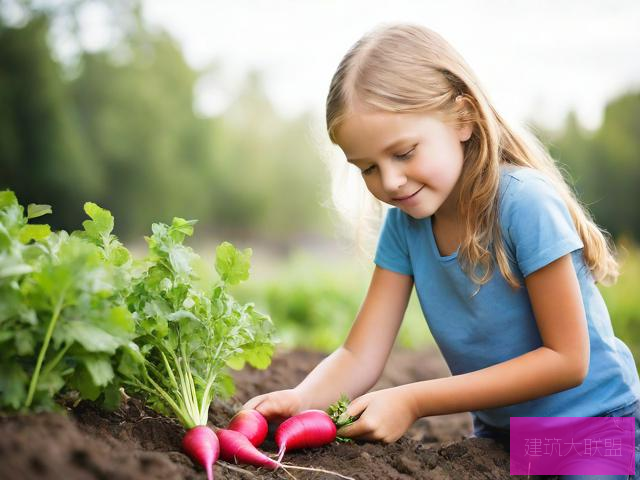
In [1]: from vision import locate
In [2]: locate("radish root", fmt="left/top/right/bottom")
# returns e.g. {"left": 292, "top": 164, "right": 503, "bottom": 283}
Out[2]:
{"left": 218, "top": 460, "right": 258, "bottom": 477}
{"left": 281, "top": 463, "right": 355, "bottom": 480}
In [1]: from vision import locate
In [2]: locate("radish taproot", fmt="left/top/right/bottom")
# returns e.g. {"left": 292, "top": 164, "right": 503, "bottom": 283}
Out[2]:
{"left": 217, "top": 427, "right": 354, "bottom": 479}
{"left": 227, "top": 409, "right": 268, "bottom": 447}
{"left": 275, "top": 409, "right": 337, "bottom": 463}
{"left": 182, "top": 425, "right": 219, "bottom": 480}
{"left": 217, "top": 428, "right": 279, "bottom": 469}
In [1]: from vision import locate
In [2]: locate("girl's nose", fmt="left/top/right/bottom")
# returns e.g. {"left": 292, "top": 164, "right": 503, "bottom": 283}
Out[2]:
{"left": 380, "top": 165, "right": 407, "bottom": 193}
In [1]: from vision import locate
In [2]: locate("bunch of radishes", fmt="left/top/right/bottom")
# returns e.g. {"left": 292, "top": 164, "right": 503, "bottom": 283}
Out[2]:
{"left": 183, "top": 407, "right": 355, "bottom": 479}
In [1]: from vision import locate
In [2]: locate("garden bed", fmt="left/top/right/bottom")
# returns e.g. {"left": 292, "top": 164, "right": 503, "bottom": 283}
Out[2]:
{"left": 0, "top": 346, "right": 546, "bottom": 479}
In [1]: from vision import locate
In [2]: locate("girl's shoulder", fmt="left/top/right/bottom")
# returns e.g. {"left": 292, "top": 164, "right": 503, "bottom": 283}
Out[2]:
{"left": 497, "top": 165, "right": 584, "bottom": 277}
{"left": 498, "top": 165, "right": 559, "bottom": 212}
{"left": 499, "top": 164, "right": 549, "bottom": 189}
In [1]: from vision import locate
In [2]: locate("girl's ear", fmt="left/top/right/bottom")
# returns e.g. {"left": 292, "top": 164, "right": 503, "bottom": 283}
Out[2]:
{"left": 457, "top": 123, "right": 473, "bottom": 142}
{"left": 454, "top": 96, "right": 474, "bottom": 142}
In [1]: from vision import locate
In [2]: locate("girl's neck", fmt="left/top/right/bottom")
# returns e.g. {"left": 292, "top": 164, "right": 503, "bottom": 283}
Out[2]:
{"left": 431, "top": 211, "right": 464, "bottom": 257}
{"left": 434, "top": 175, "right": 463, "bottom": 224}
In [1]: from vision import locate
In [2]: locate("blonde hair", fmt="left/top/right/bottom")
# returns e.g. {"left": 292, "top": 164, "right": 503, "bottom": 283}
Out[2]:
{"left": 324, "top": 22, "right": 619, "bottom": 288}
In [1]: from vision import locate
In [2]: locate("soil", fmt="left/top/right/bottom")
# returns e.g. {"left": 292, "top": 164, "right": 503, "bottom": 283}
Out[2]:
{"left": 0, "top": 346, "right": 553, "bottom": 479}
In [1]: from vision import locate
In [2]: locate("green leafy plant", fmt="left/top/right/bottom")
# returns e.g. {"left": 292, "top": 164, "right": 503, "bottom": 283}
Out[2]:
{"left": 0, "top": 191, "right": 276, "bottom": 421}
{"left": 0, "top": 191, "right": 134, "bottom": 411}
{"left": 118, "top": 217, "right": 276, "bottom": 428}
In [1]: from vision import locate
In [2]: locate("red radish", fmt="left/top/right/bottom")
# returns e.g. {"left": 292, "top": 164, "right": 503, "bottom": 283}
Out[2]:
{"left": 217, "top": 428, "right": 354, "bottom": 479}
{"left": 275, "top": 409, "right": 337, "bottom": 463}
{"left": 217, "top": 428, "right": 279, "bottom": 469}
{"left": 182, "top": 425, "right": 219, "bottom": 480}
{"left": 227, "top": 409, "right": 268, "bottom": 447}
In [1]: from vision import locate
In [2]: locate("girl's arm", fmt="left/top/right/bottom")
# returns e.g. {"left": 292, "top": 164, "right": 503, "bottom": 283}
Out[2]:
{"left": 294, "top": 265, "right": 414, "bottom": 410}
{"left": 402, "top": 253, "right": 590, "bottom": 418}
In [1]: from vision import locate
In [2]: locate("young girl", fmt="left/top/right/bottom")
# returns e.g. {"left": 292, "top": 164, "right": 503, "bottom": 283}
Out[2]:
{"left": 243, "top": 23, "right": 640, "bottom": 478}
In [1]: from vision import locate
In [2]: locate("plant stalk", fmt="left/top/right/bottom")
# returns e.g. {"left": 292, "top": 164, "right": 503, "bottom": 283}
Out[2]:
{"left": 25, "top": 294, "right": 65, "bottom": 408}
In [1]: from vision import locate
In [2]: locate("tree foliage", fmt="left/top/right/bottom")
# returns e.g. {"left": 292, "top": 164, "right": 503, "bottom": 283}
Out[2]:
{"left": 544, "top": 92, "right": 640, "bottom": 240}
{"left": 0, "top": 9, "right": 330, "bottom": 241}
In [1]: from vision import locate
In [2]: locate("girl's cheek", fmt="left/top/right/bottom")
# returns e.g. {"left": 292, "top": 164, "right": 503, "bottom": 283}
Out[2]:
{"left": 414, "top": 160, "right": 443, "bottom": 187}
{"left": 419, "top": 150, "right": 463, "bottom": 187}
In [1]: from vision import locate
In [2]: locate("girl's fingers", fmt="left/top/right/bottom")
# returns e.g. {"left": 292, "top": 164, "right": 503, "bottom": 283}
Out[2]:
{"left": 337, "top": 397, "right": 370, "bottom": 438}
{"left": 243, "top": 395, "right": 266, "bottom": 410}
{"left": 345, "top": 396, "right": 368, "bottom": 418}
{"left": 336, "top": 415, "right": 369, "bottom": 438}
{"left": 253, "top": 398, "right": 284, "bottom": 421}
{"left": 242, "top": 391, "right": 297, "bottom": 422}
{"left": 254, "top": 400, "right": 273, "bottom": 417}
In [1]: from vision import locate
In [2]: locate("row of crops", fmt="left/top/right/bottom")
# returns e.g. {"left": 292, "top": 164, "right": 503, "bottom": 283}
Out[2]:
{"left": 0, "top": 190, "right": 275, "bottom": 417}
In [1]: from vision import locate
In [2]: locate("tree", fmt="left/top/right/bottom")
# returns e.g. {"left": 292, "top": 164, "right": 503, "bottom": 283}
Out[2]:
{"left": 545, "top": 92, "right": 640, "bottom": 241}
{"left": 0, "top": 16, "right": 99, "bottom": 230}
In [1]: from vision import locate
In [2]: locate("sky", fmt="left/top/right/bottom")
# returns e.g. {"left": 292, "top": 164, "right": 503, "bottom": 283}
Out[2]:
{"left": 135, "top": 0, "right": 640, "bottom": 132}
{"left": 40, "top": 0, "right": 640, "bottom": 132}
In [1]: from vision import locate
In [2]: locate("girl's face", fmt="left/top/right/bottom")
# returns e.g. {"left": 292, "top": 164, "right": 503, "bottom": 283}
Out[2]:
{"left": 335, "top": 109, "right": 472, "bottom": 220}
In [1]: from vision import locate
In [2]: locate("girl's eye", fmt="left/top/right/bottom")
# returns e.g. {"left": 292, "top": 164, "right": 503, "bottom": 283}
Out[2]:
{"left": 361, "top": 165, "right": 376, "bottom": 176}
{"left": 394, "top": 147, "right": 415, "bottom": 160}
{"left": 360, "top": 146, "right": 415, "bottom": 176}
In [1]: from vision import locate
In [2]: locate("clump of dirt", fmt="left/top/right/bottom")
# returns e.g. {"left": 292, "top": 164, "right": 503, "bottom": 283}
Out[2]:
{"left": 0, "top": 346, "right": 551, "bottom": 479}
{"left": 0, "top": 408, "right": 195, "bottom": 480}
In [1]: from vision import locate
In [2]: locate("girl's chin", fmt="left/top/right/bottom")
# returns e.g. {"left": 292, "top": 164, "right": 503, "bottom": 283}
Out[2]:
{"left": 399, "top": 203, "right": 434, "bottom": 219}
{"left": 381, "top": 195, "right": 436, "bottom": 218}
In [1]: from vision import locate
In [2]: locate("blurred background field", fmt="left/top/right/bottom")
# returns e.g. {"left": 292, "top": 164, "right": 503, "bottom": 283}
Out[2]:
{"left": 226, "top": 243, "right": 640, "bottom": 368}
{"left": 1, "top": 1, "right": 639, "bottom": 367}
{"left": 230, "top": 250, "right": 432, "bottom": 352}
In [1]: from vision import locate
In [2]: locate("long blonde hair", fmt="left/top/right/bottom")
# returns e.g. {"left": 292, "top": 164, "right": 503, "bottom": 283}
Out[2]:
{"left": 324, "top": 22, "right": 618, "bottom": 288}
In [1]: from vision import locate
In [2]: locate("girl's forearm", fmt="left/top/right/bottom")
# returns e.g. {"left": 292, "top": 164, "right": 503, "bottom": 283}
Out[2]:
{"left": 401, "top": 346, "right": 587, "bottom": 418}
{"left": 294, "top": 346, "right": 381, "bottom": 410}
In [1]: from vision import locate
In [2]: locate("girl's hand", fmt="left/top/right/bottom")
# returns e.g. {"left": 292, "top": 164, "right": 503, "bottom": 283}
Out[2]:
{"left": 335, "top": 386, "right": 418, "bottom": 443}
{"left": 242, "top": 388, "right": 307, "bottom": 424}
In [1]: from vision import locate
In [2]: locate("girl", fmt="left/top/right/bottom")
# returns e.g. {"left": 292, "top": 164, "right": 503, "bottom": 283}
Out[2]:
{"left": 243, "top": 23, "right": 640, "bottom": 479}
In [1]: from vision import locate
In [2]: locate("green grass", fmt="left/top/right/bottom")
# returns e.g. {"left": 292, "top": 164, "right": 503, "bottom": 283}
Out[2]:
{"left": 228, "top": 241, "right": 639, "bottom": 372}
{"left": 231, "top": 249, "right": 432, "bottom": 352}
{"left": 599, "top": 240, "right": 640, "bottom": 370}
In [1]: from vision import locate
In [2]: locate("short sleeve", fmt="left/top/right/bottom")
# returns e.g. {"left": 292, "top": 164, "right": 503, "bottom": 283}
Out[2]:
{"left": 373, "top": 208, "right": 413, "bottom": 275}
{"left": 503, "top": 173, "right": 584, "bottom": 277}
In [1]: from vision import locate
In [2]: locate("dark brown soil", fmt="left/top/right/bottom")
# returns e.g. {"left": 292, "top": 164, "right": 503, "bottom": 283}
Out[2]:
{"left": 0, "top": 346, "right": 551, "bottom": 479}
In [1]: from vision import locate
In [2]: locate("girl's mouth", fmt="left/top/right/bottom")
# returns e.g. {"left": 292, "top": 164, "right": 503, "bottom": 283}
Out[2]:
{"left": 393, "top": 186, "right": 424, "bottom": 203}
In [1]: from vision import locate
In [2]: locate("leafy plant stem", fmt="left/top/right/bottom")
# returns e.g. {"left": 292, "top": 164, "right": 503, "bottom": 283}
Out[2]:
{"left": 199, "top": 373, "right": 215, "bottom": 425}
{"left": 160, "top": 350, "right": 179, "bottom": 391}
{"left": 170, "top": 349, "right": 191, "bottom": 411}
{"left": 145, "top": 372, "right": 196, "bottom": 428}
{"left": 25, "top": 291, "right": 66, "bottom": 408}
{"left": 174, "top": 351, "right": 198, "bottom": 424}
{"left": 40, "top": 341, "right": 72, "bottom": 379}
{"left": 123, "top": 379, "right": 192, "bottom": 427}
{"left": 184, "top": 354, "right": 200, "bottom": 422}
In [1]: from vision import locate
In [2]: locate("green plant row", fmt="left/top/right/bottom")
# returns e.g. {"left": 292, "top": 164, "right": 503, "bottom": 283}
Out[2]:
{"left": 0, "top": 190, "right": 275, "bottom": 418}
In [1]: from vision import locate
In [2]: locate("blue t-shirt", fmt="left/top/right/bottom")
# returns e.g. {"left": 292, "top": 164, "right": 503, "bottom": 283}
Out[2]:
{"left": 374, "top": 164, "right": 640, "bottom": 429}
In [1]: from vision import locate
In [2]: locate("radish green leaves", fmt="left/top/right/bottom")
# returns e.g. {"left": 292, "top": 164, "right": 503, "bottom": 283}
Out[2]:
{"left": 0, "top": 190, "right": 275, "bottom": 419}
{"left": 121, "top": 218, "right": 275, "bottom": 428}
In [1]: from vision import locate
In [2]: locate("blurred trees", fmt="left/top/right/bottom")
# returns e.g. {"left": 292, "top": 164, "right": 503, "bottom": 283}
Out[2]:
{"left": 67, "top": 29, "right": 216, "bottom": 236}
{"left": 0, "top": 1, "right": 638, "bottom": 244}
{"left": 542, "top": 92, "right": 640, "bottom": 241}
{"left": 0, "top": 16, "right": 98, "bottom": 229}
{"left": 0, "top": 3, "right": 330, "bottom": 241}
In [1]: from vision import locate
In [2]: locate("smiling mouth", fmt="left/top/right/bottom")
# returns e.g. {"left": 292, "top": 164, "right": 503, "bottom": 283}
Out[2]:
{"left": 392, "top": 186, "right": 424, "bottom": 201}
